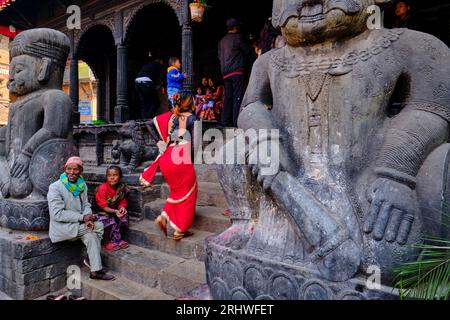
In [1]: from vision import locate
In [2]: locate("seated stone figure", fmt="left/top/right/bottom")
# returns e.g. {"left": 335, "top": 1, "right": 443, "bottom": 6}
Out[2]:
{"left": 206, "top": 0, "right": 450, "bottom": 300}
{"left": 0, "top": 29, "right": 77, "bottom": 231}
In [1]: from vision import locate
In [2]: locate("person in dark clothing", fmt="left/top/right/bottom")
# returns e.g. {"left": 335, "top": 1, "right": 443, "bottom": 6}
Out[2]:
{"left": 135, "top": 57, "right": 166, "bottom": 120}
{"left": 257, "top": 18, "right": 281, "bottom": 55}
{"left": 218, "top": 18, "right": 251, "bottom": 127}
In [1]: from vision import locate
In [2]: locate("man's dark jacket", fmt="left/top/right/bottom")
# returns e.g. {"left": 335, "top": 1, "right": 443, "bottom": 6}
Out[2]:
{"left": 218, "top": 33, "right": 250, "bottom": 77}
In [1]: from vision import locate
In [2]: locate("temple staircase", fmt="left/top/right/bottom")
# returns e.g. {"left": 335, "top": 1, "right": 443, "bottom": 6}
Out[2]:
{"left": 76, "top": 164, "right": 230, "bottom": 300}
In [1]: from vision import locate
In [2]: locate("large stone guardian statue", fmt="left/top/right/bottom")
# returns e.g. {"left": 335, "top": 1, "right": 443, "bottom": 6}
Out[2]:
{"left": 0, "top": 29, "right": 78, "bottom": 231}
{"left": 205, "top": 0, "right": 450, "bottom": 299}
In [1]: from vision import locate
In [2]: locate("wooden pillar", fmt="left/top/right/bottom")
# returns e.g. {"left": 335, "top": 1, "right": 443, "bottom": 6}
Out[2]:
{"left": 182, "top": 0, "right": 194, "bottom": 93}
{"left": 114, "top": 11, "right": 129, "bottom": 123}
{"left": 69, "top": 30, "right": 80, "bottom": 125}
{"left": 115, "top": 43, "right": 129, "bottom": 123}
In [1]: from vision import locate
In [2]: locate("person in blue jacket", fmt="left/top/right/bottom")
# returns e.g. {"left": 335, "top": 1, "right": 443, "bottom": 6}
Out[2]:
{"left": 167, "top": 57, "right": 187, "bottom": 108}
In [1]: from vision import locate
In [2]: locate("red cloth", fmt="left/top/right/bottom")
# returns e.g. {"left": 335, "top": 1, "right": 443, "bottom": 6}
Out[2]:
{"left": 95, "top": 182, "right": 128, "bottom": 210}
{"left": 0, "top": 24, "right": 21, "bottom": 38}
{"left": 160, "top": 145, "right": 198, "bottom": 231}
{"left": 141, "top": 112, "right": 198, "bottom": 231}
{"left": 141, "top": 111, "right": 172, "bottom": 184}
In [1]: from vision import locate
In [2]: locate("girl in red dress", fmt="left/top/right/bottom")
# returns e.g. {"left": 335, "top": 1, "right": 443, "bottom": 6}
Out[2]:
{"left": 140, "top": 93, "right": 198, "bottom": 241}
{"left": 96, "top": 166, "right": 130, "bottom": 251}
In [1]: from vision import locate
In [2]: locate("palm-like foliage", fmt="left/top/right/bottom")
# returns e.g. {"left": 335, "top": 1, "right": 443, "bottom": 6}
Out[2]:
{"left": 393, "top": 212, "right": 450, "bottom": 300}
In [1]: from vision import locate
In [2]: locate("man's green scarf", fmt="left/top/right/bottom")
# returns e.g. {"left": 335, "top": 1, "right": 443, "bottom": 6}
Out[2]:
{"left": 60, "top": 173, "right": 86, "bottom": 197}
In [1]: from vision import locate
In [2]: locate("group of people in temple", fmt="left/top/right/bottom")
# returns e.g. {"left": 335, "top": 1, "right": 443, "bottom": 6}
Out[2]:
{"left": 135, "top": 16, "right": 285, "bottom": 127}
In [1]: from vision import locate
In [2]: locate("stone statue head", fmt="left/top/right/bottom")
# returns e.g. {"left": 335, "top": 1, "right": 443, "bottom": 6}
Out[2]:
{"left": 272, "top": 0, "right": 392, "bottom": 46}
{"left": 8, "top": 28, "right": 70, "bottom": 96}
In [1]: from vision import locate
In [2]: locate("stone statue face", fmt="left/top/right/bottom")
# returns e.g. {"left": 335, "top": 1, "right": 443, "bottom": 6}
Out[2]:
{"left": 8, "top": 55, "right": 43, "bottom": 96}
{"left": 273, "top": 0, "right": 381, "bottom": 46}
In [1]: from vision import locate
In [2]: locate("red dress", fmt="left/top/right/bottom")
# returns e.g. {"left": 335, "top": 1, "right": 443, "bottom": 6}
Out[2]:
{"left": 140, "top": 112, "right": 198, "bottom": 232}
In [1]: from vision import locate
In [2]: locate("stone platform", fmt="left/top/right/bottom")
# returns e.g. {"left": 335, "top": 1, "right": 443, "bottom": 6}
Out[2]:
{"left": 69, "top": 164, "right": 231, "bottom": 300}
{"left": 0, "top": 227, "right": 81, "bottom": 300}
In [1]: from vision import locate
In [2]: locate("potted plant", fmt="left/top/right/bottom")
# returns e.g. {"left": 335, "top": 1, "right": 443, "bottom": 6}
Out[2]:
{"left": 190, "top": 0, "right": 208, "bottom": 23}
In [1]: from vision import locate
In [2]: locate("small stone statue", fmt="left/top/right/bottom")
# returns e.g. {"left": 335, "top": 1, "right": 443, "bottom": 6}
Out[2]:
{"left": 206, "top": 0, "right": 450, "bottom": 299}
{"left": 113, "top": 120, "right": 158, "bottom": 172}
{"left": 0, "top": 28, "right": 77, "bottom": 231}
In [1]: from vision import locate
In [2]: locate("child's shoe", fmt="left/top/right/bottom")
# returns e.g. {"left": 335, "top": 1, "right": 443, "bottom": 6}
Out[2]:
{"left": 118, "top": 240, "right": 129, "bottom": 249}
{"left": 103, "top": 242, "right": 120, "bottom": 251}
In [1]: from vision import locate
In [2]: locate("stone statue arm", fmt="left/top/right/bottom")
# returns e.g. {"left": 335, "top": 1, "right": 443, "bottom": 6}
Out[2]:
{"left": 11, "top": 91, "right": 72, "bottom": 178}
{"left": 365, "top": 32, "right": 450, "bottom": 244}
{"left": 239, "top": 54, "right": 297, "bottom": 190}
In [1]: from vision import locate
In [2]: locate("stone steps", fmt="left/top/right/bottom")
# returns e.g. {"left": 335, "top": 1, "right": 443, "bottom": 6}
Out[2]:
{"left": 101, "top": 245, "right": 207, "bottom": 297}
{"left": 77, "top": 270, "right": 174, "bottom": 300}
{"left": 161, "top": 182, "right": 229, "bottom": 208}
{"left": 124, "top": 220, "right": 213, "bottom": 260}
{"left": 194, "top": 164, "right": 220, "bottom": 184}
{"left": 144, "top": 199, "right": 230, "bottom": 234}
{"left": 75, "top": 164, "right": 229, "bottom": 300}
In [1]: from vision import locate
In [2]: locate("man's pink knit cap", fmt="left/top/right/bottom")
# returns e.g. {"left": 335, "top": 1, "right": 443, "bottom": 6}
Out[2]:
{"left": 64, "top": 156, "right": 84, "bottom": 170}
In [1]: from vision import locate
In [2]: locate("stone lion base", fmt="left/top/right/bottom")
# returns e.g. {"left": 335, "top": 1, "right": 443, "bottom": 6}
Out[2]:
{"left": 0, "top": 227, "right": 81, "bottom": 299}
{"left": 205, "top": 241, "right": 399, "bottom": 300}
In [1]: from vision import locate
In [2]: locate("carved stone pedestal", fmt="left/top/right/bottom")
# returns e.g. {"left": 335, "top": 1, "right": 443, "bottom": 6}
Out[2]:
{"left": 205, "top": 233, "right": 398, "bottom": 300}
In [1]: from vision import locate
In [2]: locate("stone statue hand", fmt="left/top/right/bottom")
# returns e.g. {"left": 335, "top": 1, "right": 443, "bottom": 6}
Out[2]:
{"left": 248, "top": 140, "right": 293, "bottom": 192}
{"left": 364, "top": 178, "right": 415, "bottom": 245}
{"left": 11, "top": 153, "right": 31, "bottom": 179}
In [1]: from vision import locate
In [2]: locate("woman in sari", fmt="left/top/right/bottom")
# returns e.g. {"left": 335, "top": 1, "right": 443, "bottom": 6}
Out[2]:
{"left": 140, "top": 92, "right": 198, "bottom": 241}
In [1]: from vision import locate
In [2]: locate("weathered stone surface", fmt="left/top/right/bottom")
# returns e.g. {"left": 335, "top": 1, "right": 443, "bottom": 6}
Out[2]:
{"left": 125, "top": 220, "right": 211, "bottom": 260}
{"left": 101, "top": 244, "right": 184, "bottom": 289}
{"left": 0, "top": 290, "right": 12, "bottom": 300}
{"left": 207, "top": 0, "right": 450, "bottom": 300}
{"left": 78, "top": 271, "right": 174, "bottom": 300}
{"left": 49, "top": 274, "right": 67, "bottom": 293}
{"left": 0, "top": 227, "right": 81, "bottom": 299}
{"left": 160, "top": 259, "right": 207, "bottom": 297}
{"left": 161, "top": 182, "right": 228, "bottom": 208}
{"left": 0, "top": 28, "right": 76, "bottom": 231}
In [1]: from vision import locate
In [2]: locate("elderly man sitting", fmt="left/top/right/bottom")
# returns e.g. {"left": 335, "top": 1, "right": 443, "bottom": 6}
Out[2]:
{"left": 47, "top": 156, "right": 115, "bottom": 281}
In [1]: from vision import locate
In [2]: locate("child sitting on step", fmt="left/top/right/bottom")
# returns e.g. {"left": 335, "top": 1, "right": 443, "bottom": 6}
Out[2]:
{"left": 96, "top": 166, "right": 130, "bottom": 251}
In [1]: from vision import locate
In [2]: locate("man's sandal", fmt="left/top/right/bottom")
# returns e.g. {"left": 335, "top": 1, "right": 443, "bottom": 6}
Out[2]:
{"left": 173, "top": 230, "right": 194, "bottom": 241}
{"left": 90, "top": 271, "right": 116, "bottom": 281}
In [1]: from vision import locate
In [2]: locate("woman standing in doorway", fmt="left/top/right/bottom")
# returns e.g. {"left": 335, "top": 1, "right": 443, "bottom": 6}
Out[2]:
{"left": 140, "top": 92, "right": 198, "bottom": 241}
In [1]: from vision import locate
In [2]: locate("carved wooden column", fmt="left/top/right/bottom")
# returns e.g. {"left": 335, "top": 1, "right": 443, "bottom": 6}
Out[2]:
{"left": 69, "top": 30, "right": 80, "bottom": 125}
{"left": 114, "top": 11, "right": 129, "bottom": 123}
{"left": 115, "top": 43, "right": 129, "bottom": 123}
{"left": 182, "top": 0, "right": 194, "bottom": 93}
